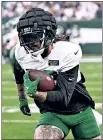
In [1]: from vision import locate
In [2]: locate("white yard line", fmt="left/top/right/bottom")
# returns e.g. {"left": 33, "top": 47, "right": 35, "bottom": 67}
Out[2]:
{"left": 93, "top": 96, "right": 102, "bottom": 99}
{"left": 2, "top": 88, "right": 16, "bottom": 91}
{"left": 85, "top": 82, "right": 101, "bottom": 85}
{"left": 2, "top": 81, "right": 16, "bottom": 85}
{"left": 95, "top": 103, "right": 102, "bottom": 108}
{"left": 2, "top": 96, "right": 18, "bottom": 99}
{"left": 2, "top": 104, "right": 39, "bottom": 113}
{"left": 2, "top": 120, "right": 38, "bottom": 123}
{"left": 84, "top": 74, "right": 101, "bottom": 78}
{"left": 2, "top": 96, "right": 31, "bottom": 99}
{"left": 80, "top": 58, "right": 102, "bottom": 63}
{"left": 87, "top": 88, "right": 102, "bottom": 91}
{"left": 2, "top": 70, "right": 12, "bottom": 73}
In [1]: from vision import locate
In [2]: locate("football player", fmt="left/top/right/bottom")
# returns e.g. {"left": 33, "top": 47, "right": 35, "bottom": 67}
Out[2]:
{"left": 13, "top": 8, "right": 101, "bottom": 139}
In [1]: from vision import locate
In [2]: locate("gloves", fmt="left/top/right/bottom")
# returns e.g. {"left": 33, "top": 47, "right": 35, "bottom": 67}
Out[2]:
{"left": 19, "top": 96, "right": 31, "bottom": 116}
{"left": 24, "top": 72, "right": 41, "bottom": 98}
{"left": 43, "top": 70, "right": 54, "bottom": 75}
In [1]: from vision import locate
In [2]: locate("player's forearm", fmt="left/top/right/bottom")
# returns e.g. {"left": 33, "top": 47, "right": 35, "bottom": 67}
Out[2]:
{"left": 13, "top": 58, "right": 25, "bottom": 84}
{"left": 17, "top": 84, "right": 25, "bottom": 97}
{"left": 35, "top": 91, "right": 63, "bottom": 103}
{"left": 13, "top": 58, "right": 25, "bottom": 97}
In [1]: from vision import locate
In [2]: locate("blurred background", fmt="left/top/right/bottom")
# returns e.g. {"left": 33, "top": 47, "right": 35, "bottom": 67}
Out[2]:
{"left": 2, "top": 1, "right": 102, "bottom": 139}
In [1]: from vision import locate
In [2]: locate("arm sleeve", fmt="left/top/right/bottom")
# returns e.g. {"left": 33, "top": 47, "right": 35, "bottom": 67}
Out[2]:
{"left": 13, "top": 57, "right": 25, "bottom": 84}
{"left": 45, "top": 65, "right": 79, "bottom": 107}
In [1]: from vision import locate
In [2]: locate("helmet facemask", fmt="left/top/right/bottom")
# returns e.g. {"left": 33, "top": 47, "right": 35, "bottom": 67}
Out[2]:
{"left": 19, "top": 28, "right": 55, "bottom": 56}
{"left": 19, "top": 29, "right": 46, "bottom": 55}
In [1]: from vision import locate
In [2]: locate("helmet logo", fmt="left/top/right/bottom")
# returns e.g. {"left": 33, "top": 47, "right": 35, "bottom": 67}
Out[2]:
{"left": 47, "top": 26, "right": 50, "bottom": 30}
{"left": 34, "top": 23, "right": 38, "bottom": 29}
{"left": 23, "top": 27, "right": 32, "bottom": 34}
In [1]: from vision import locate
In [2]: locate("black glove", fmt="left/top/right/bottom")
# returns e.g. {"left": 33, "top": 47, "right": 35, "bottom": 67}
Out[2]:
{"left": 19, "top": 96, "right": 31, "bottom": 116}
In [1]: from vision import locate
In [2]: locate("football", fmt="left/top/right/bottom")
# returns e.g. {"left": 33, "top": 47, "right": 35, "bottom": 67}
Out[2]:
{"left": 28, "top": 70, "right": 55, "bottom": 91}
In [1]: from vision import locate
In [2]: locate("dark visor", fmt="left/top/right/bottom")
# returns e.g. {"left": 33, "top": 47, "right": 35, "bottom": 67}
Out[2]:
{"left": 21, "top": 31, "right": 44, "bottom": 45}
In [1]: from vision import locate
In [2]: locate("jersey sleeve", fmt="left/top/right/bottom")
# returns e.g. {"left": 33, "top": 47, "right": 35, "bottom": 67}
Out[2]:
{"left": 13, "top": 57, "right": 25, "bottom": 84}
{"left": 45, "top": 65, "right": 79, "bottom": 107}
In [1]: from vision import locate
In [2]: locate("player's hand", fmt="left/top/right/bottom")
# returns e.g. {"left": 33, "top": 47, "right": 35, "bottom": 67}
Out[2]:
{"left": 19, "top": 96, "right": 31, "bottom": 116}
{"left": 24, "top": 72, "right": 41, "bottom": 98}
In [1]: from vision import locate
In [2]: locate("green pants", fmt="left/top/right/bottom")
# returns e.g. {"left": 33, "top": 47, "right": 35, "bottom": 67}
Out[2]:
{"left": 37, "top": 107, "right": 100, "bottom": 139}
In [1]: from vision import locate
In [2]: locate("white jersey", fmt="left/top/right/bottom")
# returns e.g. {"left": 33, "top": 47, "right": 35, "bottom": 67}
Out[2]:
{"left": 15, "top": 41, "right": 82, "bottom": 82}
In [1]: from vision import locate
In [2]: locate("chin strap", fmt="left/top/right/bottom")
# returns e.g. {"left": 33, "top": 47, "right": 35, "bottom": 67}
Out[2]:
{"left": 44, "top": 38, "right": 54, "bottom": 49}
{"left": 40, "top": 30, "right": 45, "bottom": 49}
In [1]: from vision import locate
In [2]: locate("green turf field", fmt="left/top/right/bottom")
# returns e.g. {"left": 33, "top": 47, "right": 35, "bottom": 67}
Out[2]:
{"left": 2, "top": 62, "right": 102, "bottom": 139}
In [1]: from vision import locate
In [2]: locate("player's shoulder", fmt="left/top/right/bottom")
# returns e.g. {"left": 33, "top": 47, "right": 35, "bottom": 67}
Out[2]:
{"left": 53, "top": 41, "right": 81, "bottom": 54}
{"left": 48, "top": 41, "right": 82, "bottom": 61}
{"left": 15, "top": 43, "right": 26, "bottom": 60}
